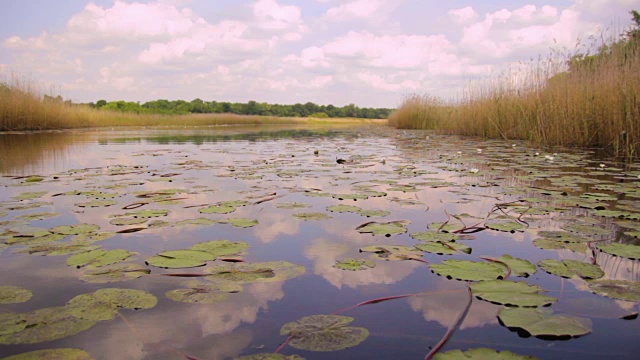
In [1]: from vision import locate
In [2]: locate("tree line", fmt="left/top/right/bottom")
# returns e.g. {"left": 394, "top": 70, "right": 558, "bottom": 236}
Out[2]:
{"left": 82, "top": 99, "right": 394, "bottom": 119}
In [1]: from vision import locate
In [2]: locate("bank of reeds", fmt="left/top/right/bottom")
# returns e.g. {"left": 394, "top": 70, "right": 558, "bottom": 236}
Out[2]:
{"left": 0, "top": 74, "right": 373, "bottom": 131}
{"left": 389, "top": 32, "right": 640, "bottom": 157}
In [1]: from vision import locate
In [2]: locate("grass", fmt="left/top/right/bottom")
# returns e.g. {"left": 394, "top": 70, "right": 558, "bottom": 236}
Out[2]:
{"left": 389, "top": 31, "right": 640, "bottom": 158}
{"left": 0, "top": 73, "right": 381, "bottom": 131}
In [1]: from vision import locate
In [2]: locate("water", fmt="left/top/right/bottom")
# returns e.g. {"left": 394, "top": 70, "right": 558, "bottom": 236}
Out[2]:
{"left": 0, "top": 125, "right": 638, "bottom": 359}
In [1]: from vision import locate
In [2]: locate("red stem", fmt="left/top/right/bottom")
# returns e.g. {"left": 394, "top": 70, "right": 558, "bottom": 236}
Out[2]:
{"left": 424, "top": 285, "right": 473, "bottom": 360}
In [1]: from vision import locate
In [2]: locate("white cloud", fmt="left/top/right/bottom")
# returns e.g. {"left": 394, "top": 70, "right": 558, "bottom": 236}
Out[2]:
{"left": 448, "top": 6, "right": 478, "bottom": 24}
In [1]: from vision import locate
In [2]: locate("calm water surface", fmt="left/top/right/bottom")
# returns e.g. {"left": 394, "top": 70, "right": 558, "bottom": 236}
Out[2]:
{"left": 0, "top": 125, "right": 638, "bottom": 359}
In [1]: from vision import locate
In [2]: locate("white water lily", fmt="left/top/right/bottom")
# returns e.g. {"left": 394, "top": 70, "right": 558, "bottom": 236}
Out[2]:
{"left": 534, "top": 152, "right": 540, "bottom": 156}
{"left": 477, "top": 149, "right": 482, "bottom": 153}
{"left": 599, "top": 163, "right": 606, "bottom": 168}
{"left": 469, "top": 168, "right": 480, "bottom": 173}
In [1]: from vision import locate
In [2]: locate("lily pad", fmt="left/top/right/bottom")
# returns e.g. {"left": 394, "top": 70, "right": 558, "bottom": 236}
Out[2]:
{"left": 81, "top": 263, "right": 150, "bottom": 283}
{"left": 146, "top": 249, "right": 215, "bottom": 269}
{"left": 356, "top": 220, "right": 409, "bottom": 237}
{"left": 75, "top": 200, "right": 118, "bottom": 208}
{"left": 428, "top": 222, "right": 460, "bottom": 233}
{"left": 360, "top": 245, "right": 424, "bottom": 261}
{"left": 430, "top": 259, "right": 507, "bottom": 281}
{"left": 66, "top": 249, "right": 133, "bottom": 268}
{"left": 532, "top": 239, "right": 588, "bottom": 253}
{"left": 433, "top": 348, "right": 538, "bottom": 360}
{"left": 165, "top": 280, "right": 242, "bottom": 304}
{"left": 190, "top": 240, "right": 249, "bottom": 258}
{"left": 410, "top": 231, "right": 459, "bottom": 242}
{"left": 14, "top": 212, "right": 59, "bottom": 221}
{"left": 109, "top": 217, "right": 148, "bottom": 226}
{"left": 0, "top": 286, "right": 32, "bottom": 304}
{"left": 486, "top": 221, "right": 526, "bottom": 233}
{"left": 327, "top": 204, "right": 362, "bottom": 213}
{"left": 0, "top": 307, "right": 96, "bottom": 344}
{"left": 415, "top": 242, "right": 471, "bottom": 255}
{"left": 498, "top": 307, "right": 591, "bottom": 338}
{"left": 51, "top": 224, "right": 100, "bottom": 235}
{"left": 199, "top": 205, "right": 236, "bottom": 214}
{"left": 124, "top": 209, "right": 169, "bottom": 218}
{"left": 332, "top": 193, "right": 368, "bottom": 201}
{"left": 587, "top": 280, "right": 640, "bottom": 302}
{"left": 279, "top": 315, "right": 369, "bottom": 352}
{"left": 217, "top": 218, "right": 259, "bottom": 228}
{"left": 470, "top": 280, "right": 556, "bottom": 307}
{"left": 293, "top": 212, "right": 332, "bottom": 221}
{"left": 334, "top": 258, "right": 376, "bottom": 271}
{"left": 1, "top": 348, "right": 94, "bottom": 360}
{"left": 538, "top": 259, "right": 604, "bottom": 279}
{"left": 494, "top": 255, "right": 537, "bottom": 277}
{"left": 12, "top": 192, "right": 47, "bottom": 201}
{"left": 275, "top": 202, "right": 311, "bottom": 209}
{"left": 17, "top": 243, "right": 100, "bottom": 256}
{"left": 358, "top": 209, "right": 390, "bottom": 217}
{"left": 596, "top": 243, "right": 640, "bottom": 260}
{"left": 561, "top": 224, "right": 610, "bottom": 236}
{"left": 204, "top": 261, "right": 305, "bottom": 283}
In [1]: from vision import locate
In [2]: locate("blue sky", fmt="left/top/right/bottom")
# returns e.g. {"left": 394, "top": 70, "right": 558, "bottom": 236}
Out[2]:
{"left": 1, "top": 0, "right": 637, "bottom": 107}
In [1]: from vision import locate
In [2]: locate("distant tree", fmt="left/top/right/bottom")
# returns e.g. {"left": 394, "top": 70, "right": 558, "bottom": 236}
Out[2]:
{"left": 96, "top": 99, "right": 107, "bottom": 108}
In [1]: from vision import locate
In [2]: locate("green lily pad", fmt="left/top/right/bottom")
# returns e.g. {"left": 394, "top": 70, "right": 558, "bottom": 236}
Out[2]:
{"left": 356, "top": 220, "right": 409, "bottom": 237}
{"left": 174, "top": 218, "right": 214, "bottom": 227}
{"left": 51, "top": 224, "right": 100, "bottom": 235}
{"left": 359, "top": 245, "right": 424, "bottom": 261}
{"left": 415, "top": 242, "right": 471, "bottom": 255}
{"left": 332, "top": 193, "right": 369, "bottom": 201}
{"left": 293, "top": 212, "right": 332, "bottom": 221}
{"left": 24, "top": 176, "right": 44, "bottom": 183}
{"left": 81, "top": 263, "right": 150, "bottom": 283}
{"left": 596, "top": 243, "right": 640, "bottom": 260}
{"left": 204, "top": 261, "right": 305, "bottom": 283}
{"left": 1, "top": 348, "right": 94, "bottom": 360}
{"left": 66, "top": 249, "right": 133, "bottom": 268}
{"left": 72, "top": 232, "right": 116, "bottom": 243}
{"left": 165, "top": 280, "right": 242, "bottom": 304}
{"left": 190, "top": 240, "right": 249, "bottom": 257}
{"left": 494, "top": 255, "right": 537, "bottom": 277}
{"left": 428, "top": 222, "right": 460, "bottom": 233}
{"left": 17, "top": 243, "right": 100, "bottom": 256}
{"left": 275, "top": 202, "right": 311, "bottom": 209}
{"left": 334, "top": 258, "right": 376, "bottom": 271}
{"left": 280, "top": 315, "right": 369, "bottom": 352}
{"left": 109, "top": 217, "right": 148, "bottom": 226}
{"left": 430, "top": 259, "right": 507, "bottom": 281}
{"left": 0, "top": 286, "right": 32, "bottom": 304}
{"left": 75, "top": 200, "right": 118, "bottom": 208}
{"left": 14, "top": 212, "right": 59, "bottom": 221}
{"left": 410, "top": 231, "right": 459, "bottom": 242}
{"left": 12, "top": 192, "right": 47, "bottom": 201}
{"left": 486, "top": 221, "right": 526, "bottom": 233}
{"left": 124, "top": 209, "right": 169, "bottom": 218}
{"left": 358, "top": 209, "right": 390, "bottom": 217}
{"left": 327, "top": 204, "right": 362, "bottom": 213}
{"left": 0, "top": 307, "right": 96, "bottom": 344}
{"left": 470, "top": 280, "right": 556, "bottom": 307}
{"left": 217, "top": 218, "right": 259, "bottom": 228}
{"left": 587, "top": 279, "right": 640, "bottom": 302}
{"left": 199, "top": 205, "right": 236, "bottom": 214}
{"left": 561, "top": 224, "right": 610, "bottom": 236}
{"left": 498, "top": 307, "right": 591, "bottom": 338}
{"left": 532, "top": 239, "right": 588, "bottom": 253}
{"left": 66, "top": 288, "right": 156, "bottom": 321}
{"left": 538, "top": 259, "right": 604, "bottom": 279}
{"left": 146, "top": 249, "right": 215, "bottom": 268}
{"left": 433, "top": 348, "right": 538, "bottom": 360}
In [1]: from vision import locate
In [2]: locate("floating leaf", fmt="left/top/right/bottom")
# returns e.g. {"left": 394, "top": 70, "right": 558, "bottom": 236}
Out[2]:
{"left": 358, "top": 209, "right": 390, "bottom": 217}
{"left": 279, "top": 315, "right": 369, "bottom": 352}
{"left": 165, "top": 280, "right": 242, "bottom": 304}
{"left": 109, "top": 217, "right": 147, "bottom": 226}
{"left": 204, "top": 261, "right": 305, "bottom": 283}
{"left": 494, "top": 255, "right": 537, "bottom": 277}
{"left": 217, "top": 218, "right": 259, "bottom": 228}
{"left": 190, "top": 240, "right": 249, "bottom": 258}
{"left": 12, "top": 192, "right": 47, "bottom": 201}
{"left": 327, "top": 204, "right": 362, "bottom": 213}
{"left": 498, "top": 307, "right": 591, "bottom": 338}
{"left": 596, "top": 243, "right": 640, "bottom": 260}
{"left": 51, "top": 224, "right": 100, "bottom": 235}
{"left": 275, "top": 202, "right": 311, "bottom": 209}
{"left": 486, "top": 221, "right": 526, "bottom": 233}
{"left": 17, "top": 243, "right": 100, "bottom": 256}
{"left": 334, "top": 258, "right": 376, "bottom": 271}
{"left": 81, "top": 263, "right": 150, "bottom": 283}
{"left": 14, "top": 212, "right": 59, "bottom": 221}
{"left": 433, "top": 348, "right": 538, "bottom": 360}
{"left": 587, "top": 280, "right": 640, "bottom": 302}
{"left": 332, "top": 194, "right": 368, "bottom": 201}
{"left": 415, "top": 242, "right": 471, "bottom": 255}
{"left": 174, "top": 218, "right": 214, "bottom": 227}
{"left": 23, "top": 176, "right": 44, "bottom": 183}
{"left": 66, "top": 249, "right": 133, "bottom": 268}
{"left": 410, "top": 231, "right": 459, "bottom": 242}
{"left": 430, "top": 260, "right": 507, "bottom": 281}
{"left": 538, "top": 259, "right": 604, "bottom": 279}
{"left": 470, "top": 280, "right": 556, "bottom": 307}
{"left": 293, "top": 212, "right": 332, "bottom": 221}
{"left": 0, "top": 286, "right": 32, "bottom": 304}
{"left": 75, "top": 200, "right": 118, "bottom": 208}
{"left": 360, "top": 245, "right": 423, "bottom": 261}
{"left": 561, "top": 224, "right": 610, "bottom": 236}
{"left": 532, "top": 239, "right": 588, "bottom": 253}
{"left": 123, "top": 209, "right": 169, "bottom": 218}
{"left": 356, "top": 220, "right": 409, "bottom": 237}
{"left": 72, "top": 232, "right": 116, "bottom": 243}
{"left": 1, "top": 348, "right": 94, "bottom": 360}
{"left": 428, "top": 222, "right": 460, "bottom": 233}
{"left": 199, "top": 205, "right": 236, "bottom": 214}
{"left": 0, "top": 307, "right": 96, "bottom": 344}
{"left": 146, "top": 250, "right": 215, "bottom": 269}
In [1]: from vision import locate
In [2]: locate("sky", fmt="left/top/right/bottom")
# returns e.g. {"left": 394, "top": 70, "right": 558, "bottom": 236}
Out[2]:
{"left": 1, "top": 0, "right": 638, "bottom": 108}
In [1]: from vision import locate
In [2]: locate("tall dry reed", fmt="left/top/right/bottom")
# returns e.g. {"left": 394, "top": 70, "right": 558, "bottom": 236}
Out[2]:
{"left": 389, "top": 30, "right": 640, "bottom": 157}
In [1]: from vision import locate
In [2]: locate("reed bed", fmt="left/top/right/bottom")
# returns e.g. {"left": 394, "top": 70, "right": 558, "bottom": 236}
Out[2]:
{"left": 0, "top": 74, "right": 375, "bottom": 131}
{"left": 389, "top": 32, "right": 640, "bottom": 157}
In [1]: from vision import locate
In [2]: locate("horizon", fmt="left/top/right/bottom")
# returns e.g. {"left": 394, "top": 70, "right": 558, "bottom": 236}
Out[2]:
{"left": 1, "top": 0, "right": 636, "bottom": 108}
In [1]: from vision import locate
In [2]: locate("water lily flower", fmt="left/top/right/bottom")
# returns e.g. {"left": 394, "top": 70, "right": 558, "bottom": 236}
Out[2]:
{"left": 477, "top": 149, "right": 482, "bottom": 153}
{"left": 599, "top": 163, "right": 606, "bottom": 168}
{"left": 469, "top": 168, "right": 479, "bottom": 173}
{"left": 534, "top": 152, "right": 540, "bottom": 156}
